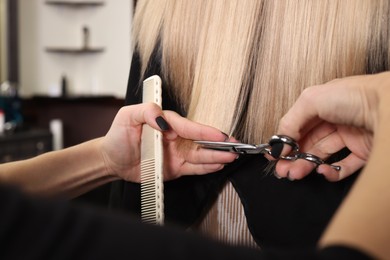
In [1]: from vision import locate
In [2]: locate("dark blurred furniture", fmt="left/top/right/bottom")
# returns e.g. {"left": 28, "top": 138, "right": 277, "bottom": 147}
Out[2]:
{"left": 21, "top": 95, "right": 125, "bottom": 207}
{"left": 0, "top": 128, "right": 52, "bottom": 163}
{"left": 22, "top": 95, "right": 124, "bottom": 147}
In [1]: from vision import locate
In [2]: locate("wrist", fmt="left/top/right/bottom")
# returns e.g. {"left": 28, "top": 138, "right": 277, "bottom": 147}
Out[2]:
{"left": 96, "top": 138, "right": 123, "bottom": 181}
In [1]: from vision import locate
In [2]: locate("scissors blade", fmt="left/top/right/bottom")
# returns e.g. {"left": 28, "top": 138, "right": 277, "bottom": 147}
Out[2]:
{"left": 194, "top": 140, "right": 269, "bottom": 154}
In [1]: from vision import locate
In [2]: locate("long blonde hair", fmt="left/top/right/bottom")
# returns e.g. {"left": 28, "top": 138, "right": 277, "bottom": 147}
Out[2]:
{"left": 134, "top": 0, "right": 390, "bottom": 144}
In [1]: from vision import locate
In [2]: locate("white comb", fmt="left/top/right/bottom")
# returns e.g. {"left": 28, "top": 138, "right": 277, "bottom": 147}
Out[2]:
{"left": 140, "top": 75, "right": 164, "bottom": 225}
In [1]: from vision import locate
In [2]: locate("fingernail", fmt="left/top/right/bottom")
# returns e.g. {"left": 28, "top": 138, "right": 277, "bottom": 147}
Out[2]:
{"left": 270, "top": 142, "right": 284, "bottom": 158}
{"left": 274, "top": 171, "right": 282, "bottom": 179}
{"left": 221, "top": 132, "right": 229, "bottom": 141}
{"left": 286, "top": 171, "right": 294, "bottom": 181}
{"left": 155, "top": 116, "right": 170, "bottom": 131}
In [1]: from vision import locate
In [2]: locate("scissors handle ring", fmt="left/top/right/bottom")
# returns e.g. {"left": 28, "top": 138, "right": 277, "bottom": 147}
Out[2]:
{"left": 295, "top": 152, "right": 324, "bottom": 165}
{"left": 269, "top": 135, "right": 299, "bottom": 152}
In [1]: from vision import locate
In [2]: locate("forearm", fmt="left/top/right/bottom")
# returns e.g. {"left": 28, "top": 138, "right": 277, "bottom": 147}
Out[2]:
{"left": 0, "top": 138, "right": 120, "bottom": 198}
{"left": 319, "top": 102, "right": 390, "bottom": 259}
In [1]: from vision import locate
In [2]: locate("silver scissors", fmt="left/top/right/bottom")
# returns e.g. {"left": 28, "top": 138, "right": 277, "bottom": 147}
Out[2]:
{"left": 194, "top": 135, "right": 298, "bottom": 155}
{"left": 194, "top": 135, "right": 340, "bottom": 170}
{"left": 193, "top": 141, "right": 271, "bottom": 155}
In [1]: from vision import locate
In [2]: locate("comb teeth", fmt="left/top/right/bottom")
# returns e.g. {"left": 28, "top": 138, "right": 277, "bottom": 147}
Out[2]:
{"left": 140, "top": 158, "right": 164, "bottom": 225}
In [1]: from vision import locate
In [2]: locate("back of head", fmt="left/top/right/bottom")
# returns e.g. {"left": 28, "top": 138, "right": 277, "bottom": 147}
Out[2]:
{"left": 134, "top": 0, "right": 390, "bottom": 143}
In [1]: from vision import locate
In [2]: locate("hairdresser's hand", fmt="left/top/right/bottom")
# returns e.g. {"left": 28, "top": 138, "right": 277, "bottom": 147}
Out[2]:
{"left": 271, "top": 72, "right": 390, "bottom": 181}
{"left": 100, "top": 103, "right": 236, "bottom": 182}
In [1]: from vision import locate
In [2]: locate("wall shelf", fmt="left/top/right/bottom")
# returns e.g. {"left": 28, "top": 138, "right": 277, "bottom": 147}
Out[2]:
{"left": 45, "top": 47, "right": 105, "bottom": 54}
{"left": 45, "top": 1, "right": 105, "bottom": 7}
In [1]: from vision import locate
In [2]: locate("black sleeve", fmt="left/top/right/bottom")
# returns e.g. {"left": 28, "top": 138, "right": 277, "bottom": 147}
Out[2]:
{"left": 0, "top": 184, "right": 259, "bottom": 260}
{"left": 0, "top": 184, "right": 373, "bottom": 260}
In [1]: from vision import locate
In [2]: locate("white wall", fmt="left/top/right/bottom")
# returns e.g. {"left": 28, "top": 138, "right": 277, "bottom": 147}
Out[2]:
{"left": 0, "top": 0, "right": 8, "bottom": 83}
{"left": 18, "top": 0, "right": 133, "bottom": 98}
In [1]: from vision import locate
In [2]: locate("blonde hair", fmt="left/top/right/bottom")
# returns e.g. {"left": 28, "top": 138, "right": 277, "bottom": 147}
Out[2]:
{"left": 134, "top": 0, "right": 390, "bottom": 144}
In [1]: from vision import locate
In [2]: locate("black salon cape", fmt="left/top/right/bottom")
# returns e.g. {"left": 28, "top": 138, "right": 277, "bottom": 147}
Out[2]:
{"left": 108, "top": 51, "right": 367, "bottom": 252}
{"left": 0, "top": 184, "right": 370, "bottom": 259}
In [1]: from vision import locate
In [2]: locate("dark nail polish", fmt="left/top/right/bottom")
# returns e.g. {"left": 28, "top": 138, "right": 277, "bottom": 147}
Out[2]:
{"left": 270, "top": 142, "right": 284, "bottom": 158}
{"left": 155, "top": 116, "right": 170, "bottom": 131}
{"left": 221, "top": 132, "right": 229, "bottom": 141}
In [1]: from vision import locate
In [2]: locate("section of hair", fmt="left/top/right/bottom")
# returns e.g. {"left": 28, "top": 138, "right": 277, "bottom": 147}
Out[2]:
{"left": 194, "top": 181, "right": 259, "bottom": 248}
{"left": 134, "top": 0, "right": 390, "bottom": 144}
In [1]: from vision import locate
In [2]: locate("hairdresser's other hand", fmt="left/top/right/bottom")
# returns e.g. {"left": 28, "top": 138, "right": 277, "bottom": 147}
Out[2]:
{"left": 272, "top": 72, "right": 390, "bottom": 181}
{"left": 100, "top": 103, "right": 236, "bottom": 182}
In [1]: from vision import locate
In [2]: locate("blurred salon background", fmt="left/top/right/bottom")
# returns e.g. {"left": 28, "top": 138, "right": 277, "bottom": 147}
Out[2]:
{"left": 0, "top": 0, "right": 134, "bottom": 205}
